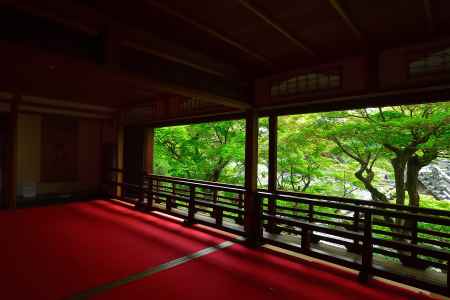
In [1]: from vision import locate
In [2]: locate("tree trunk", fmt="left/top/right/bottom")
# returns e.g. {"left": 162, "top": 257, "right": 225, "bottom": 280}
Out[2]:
{"left": 406, "top": 156, "right": 421, "bottom": 207}
{"left": 391, "top": 155, "right": 408, "bottom": 206}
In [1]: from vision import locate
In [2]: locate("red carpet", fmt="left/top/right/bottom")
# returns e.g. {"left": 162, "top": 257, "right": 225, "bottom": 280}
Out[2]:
{"left": 94, "top": 243, "right": 436, "bottom": 300}
{"left": 0, "top": 200, "right": 230, "bottom": 300}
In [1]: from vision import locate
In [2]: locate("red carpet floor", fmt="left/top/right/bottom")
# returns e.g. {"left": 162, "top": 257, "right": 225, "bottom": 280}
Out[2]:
{"left": 94, "top": 243, "right": 436, "bottom": 300}
{"left": 0, "top": 200, "right": 230, "bottom": 300}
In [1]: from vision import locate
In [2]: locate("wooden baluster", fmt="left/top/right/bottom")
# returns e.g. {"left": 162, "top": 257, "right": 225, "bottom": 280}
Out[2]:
{"left": 155, "top": 180, "right": 161, "bottom": 204}
{"left": 447, "top": 257, "right": 450, "bottom": 296}
{"left": 308, "top": 204, "right": 319, "bottom": 243}
{"left": 410, "top": 214, "right": 418, "bottom": 262}
{"left": 212, "top": 189, "right": 218, "bottom": 219}
{"left": 148, "top": 178, "right": 154, "bottom": 210}
{"left": 172, "top": 182, "right": 177, "bottom": 208}
{"left": 216, "top": 207, "right": 223, "bottom": 226}
{"left": 301, "top": 225, "right": 312, "bottom": 253}
{"left": 137, "top": 171, "right": 145, "bottom": 209}
{"left": 236, "top": 193, "right": 244, "bottom": 225}
{"left": 166, "top": 194, "right": 172, "bottom": 211}
{"left": 186, "top": 185, "right": 196, "bottom": 225}
{"left": 267, "top": 195, "right": 278, "bottom": 233}
{"left": 350, "top": 209, "right": 361, "bottom": 253}
{"left": 358, "top": 211, "right": 373, "bottom": 282}
{"left": 308, "top": 204, "right": 314, "bottom": 223}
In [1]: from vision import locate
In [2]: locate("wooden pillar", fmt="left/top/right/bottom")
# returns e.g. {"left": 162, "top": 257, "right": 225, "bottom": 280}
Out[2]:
{"left": 268, "top": 115, "right": 277, "bottom": 193}
{"left": 144, "top": 128, "right": 154, "bottom": 174}
{"left": 7, "top": 99, "right": 18, "bottom": 209}
{"left": 267, "top": 115, "right": 278, "bottom": 233}
{"left": 144, "top": 128, "right": 154, "bottom": 208}
{"left": 116, "top": 116, "right": 124, "bottom": 199}
{"left": 244, "top": 110, "right": 261, "bottom": 246}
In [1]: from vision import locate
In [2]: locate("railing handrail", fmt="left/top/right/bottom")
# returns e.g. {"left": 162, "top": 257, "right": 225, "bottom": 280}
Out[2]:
{"left": 108, "top": 168, "right": 450, "bottom": 220}
{"left": 259, "top": 190, "right": 450, "bottom": 218}
{"left": 142, "top": 170, "right": 244, "bottom": 189}
{"left": 259, "top": 191, "right": 450, "bottom": 226}
{"left": 144, "top": 174, "right": 245, "bottom": 192}
{"left": 144, "top": 174, "right": 246, "bottom": 193}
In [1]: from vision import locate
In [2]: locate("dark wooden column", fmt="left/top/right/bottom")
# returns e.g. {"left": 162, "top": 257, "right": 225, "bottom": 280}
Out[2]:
{"left": 144, "top": 127, "right": 154, "bottom": 209}
{"left": 144, "top": 128, "right": 154, "bottom": 173}
{"left": 244, "top": 109, "right": 261, "bottom": 246}
{"left": 116, "top": 116, "right": 124, "bottom": 199}
{"left": 7, "top": 99, "right": 18, "bottom": 209}
{"left": 267, "top": 115, "right": 278, "bottom": 233}
{"left": 268, "top": 115, "right": 277, "bottom": 192}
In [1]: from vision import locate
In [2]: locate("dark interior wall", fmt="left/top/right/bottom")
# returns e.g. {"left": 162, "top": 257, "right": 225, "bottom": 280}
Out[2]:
{"left": 123, "top": 126, "right": 145, "bottom": 197}
{"left": 0, "top": 114, "right": 8, "bottom": 208}
{"left": 17, "top": 113, "right": 114, "bottom": 202}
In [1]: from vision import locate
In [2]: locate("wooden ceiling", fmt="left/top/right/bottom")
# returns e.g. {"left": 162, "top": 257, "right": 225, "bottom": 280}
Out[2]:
{"left": 1, "top": 0, "right": 450, "bottom": 113}
{"left": 86, "top": 0, "right": 450, "bottom": 73}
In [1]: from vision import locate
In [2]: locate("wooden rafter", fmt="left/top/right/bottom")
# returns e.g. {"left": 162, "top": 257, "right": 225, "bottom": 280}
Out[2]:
{"left": 122, "top": 41, "right": 228, "bottom": 78}
{"left": 328, "top": 0, "right": 363, "bottom": 41}
{"left": 237, "top": 0, "right": 316, "bottom": 57}
{"left": 145, "top": 0, "right": 273, "bottom": 66}
{"left": 423, "top": 0, "right": 434, "bottom": 33}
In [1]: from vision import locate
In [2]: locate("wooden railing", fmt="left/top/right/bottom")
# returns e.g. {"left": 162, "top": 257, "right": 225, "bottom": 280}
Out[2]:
{"left": 105, "top": 169, "right": 450, "bottom": 296}
{"left": 258, "top": 191, "right": 450, "bottom": 293}
{"left": 107, "top": 169, "right": 246, "bottom": 234}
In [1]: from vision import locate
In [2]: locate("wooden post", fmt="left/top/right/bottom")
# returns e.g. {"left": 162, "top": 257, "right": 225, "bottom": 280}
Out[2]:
{"left": 358, "top": 211, "right": 373, "bottom": 282}
{"left": 148, "top": 178, "right": 154, "bottom": 210}
{"left": 212, "top": 189, "right": 218, "bottom": 218}
{"left": 116, "top": 116, "right": 124, "bottom": 199}
{"left": 244, "top": 110, "right": 261, "bottom": 246}
{"left": 301, "top": 225, "right": 312, "bottom": 253}
{"left": 7, "top": 99, "right": 18, "bottom": 209}
{"left": 350, "top": 209, "right": 362, "bottom": 253}
{"left": 267, "top": 115, "right": 278, "bottom": 233}
{"left": 186, "top": 185, "right": 196, "bottom": 225}
{"left": 308, "top": 204, "right": 314, "bottom": 223}
{"left": 137, "top": 171, "right": 146, "bottom": 209}
{"left": 166, "top": 195, "right": 172, "bottom": 211}
{"left": 144, "top": 127, "right": 154, "bottom": 208}
{"left": 410, "top": 214, "right": 418, "bottom": 261}
{"left": 447, "top": 258, "right": 450, "bottom": 296}
{"left": 216, "top": 207, "right": 223, "bottom": 226}
{"left": 236, "top": 193, "right": 244, "bottom": 225}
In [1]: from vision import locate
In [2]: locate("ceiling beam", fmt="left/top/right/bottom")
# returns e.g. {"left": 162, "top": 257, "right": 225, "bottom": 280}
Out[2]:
{"left": 237, "top": 0, "right": 316, "bottom": 57}
{"left": 328, "top": 0, "right": 363, "bottom": 41}
{"left": 145, "top": 0, "right": 273, "bottom": 66}
{"left": 122, "top": 41, "right": 228, "bottom": 79}
{"left": 423, "top": 0, "right": 434, "bottom": 33}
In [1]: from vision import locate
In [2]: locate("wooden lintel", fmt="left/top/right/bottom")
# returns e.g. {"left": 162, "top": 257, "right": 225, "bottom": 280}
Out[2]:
{"left": 237, "top": 0, "right": 316, "bottom": 57}
{"left": 141, "top": 79, "right": 252, "bottom": 110}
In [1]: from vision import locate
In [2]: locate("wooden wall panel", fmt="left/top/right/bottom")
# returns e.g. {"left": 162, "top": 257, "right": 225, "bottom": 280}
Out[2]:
{"left": 41, "top": 116, "right": 78, "bottom": 182}
{"left": 78, "top": 119, "right": 101, "bottom": 189}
